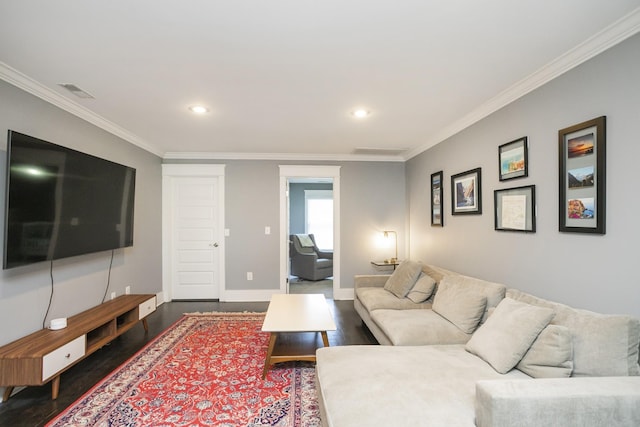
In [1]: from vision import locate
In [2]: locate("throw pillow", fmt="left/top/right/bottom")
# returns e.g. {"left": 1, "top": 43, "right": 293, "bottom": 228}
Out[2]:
{"left": 432, "top": 276, "right": 487, "bottom": 334}
{"left": 422, "top": 265, "right": 446, "bottom": 284}
{"left": 383, "top": 260, "right": 422, "bottom": 298}
{"left": 296, "top": 234, "right": 315, "bottom": 247}
{"left": 516, "top": 324, "right": 574, "bottom": 378}
{"left": 406, "top": 274, "right": 437, "bottom": 303}
{"left": 465, "top": 297, "right": 555, "bottom": 374}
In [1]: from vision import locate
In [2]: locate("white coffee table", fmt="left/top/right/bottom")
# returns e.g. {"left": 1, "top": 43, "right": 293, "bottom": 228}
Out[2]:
{"left": 261, "top": 293, "right": 336, "bottom": 378}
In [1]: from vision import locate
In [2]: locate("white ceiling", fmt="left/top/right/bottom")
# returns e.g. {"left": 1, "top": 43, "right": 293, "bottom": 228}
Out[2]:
{"left": 1, "top": 1, "right": 639, "bottom": 161}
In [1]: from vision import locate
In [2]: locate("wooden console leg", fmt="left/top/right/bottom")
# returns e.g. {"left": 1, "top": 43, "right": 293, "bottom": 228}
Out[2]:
{"left": 2, "top": 386, "right": 14, "bottom": 402}
{"left": 262, "top": 333, "right": 278, "bottom": 379}
{"left": 142, "top": 318, "right": 149, "bottom": 333}
{"left": 51, "top": 376, "right": 61, "bottom": 400}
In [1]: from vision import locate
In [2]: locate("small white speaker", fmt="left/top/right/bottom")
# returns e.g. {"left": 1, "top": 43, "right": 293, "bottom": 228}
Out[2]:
{"left": 49, "top": 318, "right": 67, "bottom": 330}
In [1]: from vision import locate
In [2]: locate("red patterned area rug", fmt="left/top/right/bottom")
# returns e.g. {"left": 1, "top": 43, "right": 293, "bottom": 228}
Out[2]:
{"left": 46, "top": 313, "right": 321, "bottom": 427}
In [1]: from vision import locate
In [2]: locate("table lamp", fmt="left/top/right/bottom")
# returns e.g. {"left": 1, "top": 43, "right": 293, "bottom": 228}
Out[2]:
{"left": 383, "top": 230, "right": 397, "bottom": 264}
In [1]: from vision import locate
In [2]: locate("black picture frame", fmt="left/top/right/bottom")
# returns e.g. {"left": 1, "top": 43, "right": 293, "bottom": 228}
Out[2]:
{"left": 558, "top": 116, "right": 606, "bottom": 234}
{"left": 494, "top": 185, "right": 536, "bottom": 232}
{"left": 499, "top": 137, "right": 528, "bottom": 181}
{"left": 451, "top": 167, "right": 482, "bottom": 215}
{"left": 430, "top": 171, "right": 443, "bottom": 226}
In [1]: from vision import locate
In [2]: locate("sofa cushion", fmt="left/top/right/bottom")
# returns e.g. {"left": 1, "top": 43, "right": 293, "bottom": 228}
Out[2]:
{"left": 406, "top": 274, "right": 437, "bottom": 303}
{"left": 371, "top": 309, "right": 471, "bottom": 345}
{"left": 421, "top": 264, "right": 448, "bottom": 284}
{"left": 356, "top": 287, "right": 432, "bottom": 312}
{"left": 507, "top": 289, "right": 640, "bottom": 377}
{"left": 316, "top": 345, "right": 529, "bottom": 427}
{"left": 475, "top": 377, "right": 640, "bottom": 427}
{"left": 383, "top": 260, "right": 423, "bottom": 298}
{"left": 435, "top": 274, "right": 507, "bottom": 324}
{"left": 516, "top": 324, "right": 573, "bottom": 378}
{"left": 432, "top": 276, "right": 487, "bottom": 334}
{"left": 466, "top": 297, "right": 555, "bottom": 374}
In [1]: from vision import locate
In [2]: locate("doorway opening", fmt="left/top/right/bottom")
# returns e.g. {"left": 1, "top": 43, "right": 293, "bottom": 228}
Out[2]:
{"left": 288, "top": 183, "right": 333, "bottom": 298}
{"left": 279, "top": 165, "right": 341, "bottom": 299}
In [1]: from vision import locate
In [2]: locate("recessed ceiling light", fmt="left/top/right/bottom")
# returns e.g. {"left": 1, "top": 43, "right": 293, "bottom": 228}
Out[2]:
{"left": 189, "top": 105, "right": 209, "bottom": 114}
{"left": 351, "top": 109, "right": 370, "bottom": 119}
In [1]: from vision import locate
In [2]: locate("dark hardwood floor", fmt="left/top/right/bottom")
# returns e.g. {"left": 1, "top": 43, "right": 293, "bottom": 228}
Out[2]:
{"left": 0, "top": 299, "right": 376, "bottom": 427}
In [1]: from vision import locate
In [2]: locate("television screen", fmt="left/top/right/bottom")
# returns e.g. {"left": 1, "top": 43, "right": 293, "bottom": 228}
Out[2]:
{"left": 3, "top": 130, "right": 136, "bottom": 269}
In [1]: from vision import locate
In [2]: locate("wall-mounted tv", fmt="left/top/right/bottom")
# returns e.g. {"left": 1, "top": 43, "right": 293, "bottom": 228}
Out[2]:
{"left": 3, "top": 130, "right": 136, "bottom": 269}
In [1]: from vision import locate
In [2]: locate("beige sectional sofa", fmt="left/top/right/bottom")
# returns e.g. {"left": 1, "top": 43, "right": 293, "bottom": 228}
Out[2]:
{"left": 316, "top": 261, "right": 640, "bottom": 427}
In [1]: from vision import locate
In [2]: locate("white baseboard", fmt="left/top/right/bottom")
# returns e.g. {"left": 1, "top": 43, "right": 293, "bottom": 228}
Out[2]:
{"left": 221, "top": 289, "right": 282, "bottom": 302}
{"left": 220, "top": 288, "right": 354, "bottom": 302}
{"left": 163, "top": 288, "right": 354, "bottom": 303}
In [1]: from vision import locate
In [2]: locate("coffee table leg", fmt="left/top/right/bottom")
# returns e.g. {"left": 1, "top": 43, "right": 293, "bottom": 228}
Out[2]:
{"left": 262, "top": 333, "right": 278, "bottom": 379}
{"left": 321, "top": 331, "right": 330, "bottom": 347}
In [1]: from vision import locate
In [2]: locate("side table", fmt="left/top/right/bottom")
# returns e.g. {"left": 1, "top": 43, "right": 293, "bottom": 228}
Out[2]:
{"left": 371, "top": 260, "right": 400, "bottom": 270}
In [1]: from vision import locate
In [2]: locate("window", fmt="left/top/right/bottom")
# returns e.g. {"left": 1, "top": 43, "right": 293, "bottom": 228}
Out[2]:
{"left": 305, "top": 190, "right": 333, "bottom": 250}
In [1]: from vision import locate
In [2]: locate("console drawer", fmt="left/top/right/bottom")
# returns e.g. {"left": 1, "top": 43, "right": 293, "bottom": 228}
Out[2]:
{"left": 42, "top": 335, "right": 86, "bottom": 381}
{"left": 139, "top": 296, "right": 156, "bottom": 320}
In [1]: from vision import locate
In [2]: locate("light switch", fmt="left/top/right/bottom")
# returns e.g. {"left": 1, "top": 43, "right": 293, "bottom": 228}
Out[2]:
{"left": 225, "top": 228, "right": 230, "bottom": 237}
{"left": 265, "top": 226, "right": 271, "bottom": 235}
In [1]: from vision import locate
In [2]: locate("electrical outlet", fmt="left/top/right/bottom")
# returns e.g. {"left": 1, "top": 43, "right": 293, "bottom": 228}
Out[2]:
{"left": 110, "top": 292, "right": 116, "bottom": 300}
{"left": 247, "top": 272, "right": 253, "bottom": 281}
{"left": 125, "top": 286, "right": 131, "bottom": 295}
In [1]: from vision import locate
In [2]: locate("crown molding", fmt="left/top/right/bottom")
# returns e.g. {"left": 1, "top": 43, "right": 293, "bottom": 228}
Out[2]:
{"left": 0, "top": 62, "right": 163, "bottom": 158}
{"left": 162, "top": 151, "right": 405, "bottom": 162}
{"left": 403, "top": 7, "right": 640, "bottom": 161}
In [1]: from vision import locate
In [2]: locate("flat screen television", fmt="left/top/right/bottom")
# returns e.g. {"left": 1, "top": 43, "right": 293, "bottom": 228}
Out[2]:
{"left": 3, "top": 130, "right": 136, "bottom": 269}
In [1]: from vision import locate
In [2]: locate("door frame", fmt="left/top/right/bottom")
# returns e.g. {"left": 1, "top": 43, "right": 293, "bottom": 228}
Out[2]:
{"left": 279, "top": 165, "right": 346, "bottom": 299}
{"left": 162, "top": 164, "right": 226, "bottom": 303}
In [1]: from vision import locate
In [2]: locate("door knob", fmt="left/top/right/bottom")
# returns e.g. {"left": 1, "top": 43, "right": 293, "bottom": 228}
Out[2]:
{"left": 212, "top": 242, "right": 219, "bottom": 247}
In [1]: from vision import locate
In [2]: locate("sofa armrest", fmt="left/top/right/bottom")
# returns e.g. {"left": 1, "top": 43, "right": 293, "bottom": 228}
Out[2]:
{"left": 317, "top": 250, "right": 333, "bottom": 259}
{"left": 475, "top": 377, "right": 640, "bottom": 427}
{"left": 354, "top": 274, "right": 390, "bottom": 289}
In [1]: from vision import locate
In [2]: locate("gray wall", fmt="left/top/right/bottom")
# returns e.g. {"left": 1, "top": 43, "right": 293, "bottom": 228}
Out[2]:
{"left": 0, "top": 81, "right": 163, "bottom": 346}
{"left": 167, "top": 159, "right": 407, "bottom": 292}
{"left": 407, "top": 33, "right": 640, "bottom": 317}
{"left": 289, "top": 182, "right": 333, "bottom": 235}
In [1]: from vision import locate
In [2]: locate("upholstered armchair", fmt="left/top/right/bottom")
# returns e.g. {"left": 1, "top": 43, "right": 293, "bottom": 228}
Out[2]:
{"left": 289, "top": 234, "right": 333, "bottom": 281}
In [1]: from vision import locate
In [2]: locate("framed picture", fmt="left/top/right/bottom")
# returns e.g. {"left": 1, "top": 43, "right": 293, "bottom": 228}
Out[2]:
{"left": 494, "top": 185, "right": 536, "bottom": 232}
{"left": 558, "top": 116, "right": 606, "bottom": 234}
{"left": 499, "top": 137, "right": 528, "bottom": 181}
{"left": 430, "top": 171, "right": 443, "bottom": 226}
{"left": 451, "top": 167, "right": 482, "bottom": 215}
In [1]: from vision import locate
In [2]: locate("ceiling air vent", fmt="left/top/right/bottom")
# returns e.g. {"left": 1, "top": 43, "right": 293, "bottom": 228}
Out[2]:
{"left": 352, "top": 147, "right": 407, "bottom": 156}
{"left": 58, "top": 83, "right": 95, "bottom": 99}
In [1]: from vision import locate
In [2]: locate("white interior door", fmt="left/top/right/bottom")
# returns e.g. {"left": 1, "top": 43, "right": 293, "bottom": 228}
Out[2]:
{"left": 163, "top": 165, "right": 225, "bottom": 301}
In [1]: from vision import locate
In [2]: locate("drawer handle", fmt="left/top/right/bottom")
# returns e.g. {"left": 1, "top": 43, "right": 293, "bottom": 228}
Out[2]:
{"left": 65, "top": 353, "right": 71, "bottom": 359}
